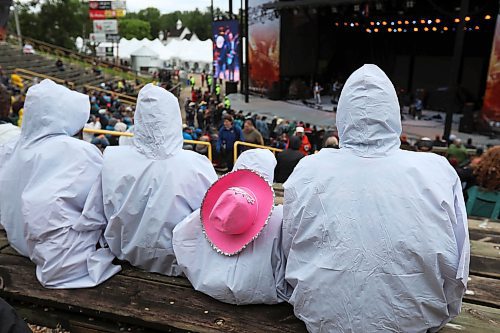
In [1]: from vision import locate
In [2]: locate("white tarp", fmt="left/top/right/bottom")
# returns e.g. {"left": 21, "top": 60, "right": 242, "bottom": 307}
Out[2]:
{"left": 0, "top": 79, "right": 121, "bottom": 288}
{"left": 99, "top": 84, "right": 217, "bottom": 276}
{"left": 173, "top": 149, "right": 290, "bottom": 305}
{"left": 282, "top": 65, "right": 470, "bottom": 332}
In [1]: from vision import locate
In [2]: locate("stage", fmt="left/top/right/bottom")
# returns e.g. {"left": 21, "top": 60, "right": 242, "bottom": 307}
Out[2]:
{"left": 228, "top": 93, "right": 500, "bottom": 147}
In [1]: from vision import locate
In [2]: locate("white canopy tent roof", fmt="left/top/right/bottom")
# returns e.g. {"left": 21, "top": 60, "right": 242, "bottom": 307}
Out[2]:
{"left": 117, "top": 37, "right": 213, "bottom": 68}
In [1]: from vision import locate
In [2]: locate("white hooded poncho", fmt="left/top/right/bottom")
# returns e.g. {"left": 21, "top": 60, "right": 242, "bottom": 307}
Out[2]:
{"left": 0, "top": 79, "right": 121, "bottom": 288}
{"left": 101, "top": 84, "right": 217, "bottom": 276}
{"left": 283, "top": 65, "right": 470, "bottom": 333}
{"left": 172, "top": 149, "right": 291, "bottom": 304}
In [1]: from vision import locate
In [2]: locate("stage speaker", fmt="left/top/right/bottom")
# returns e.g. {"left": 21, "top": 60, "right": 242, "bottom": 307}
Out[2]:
{"left": 268, "top": 81, "right": 281, "bottom": 100}
{"left": 225, "top": 81, "right": 238, "bottom": 95}
{"left": 459, "top": 116, "right": 474, "bottom": 133}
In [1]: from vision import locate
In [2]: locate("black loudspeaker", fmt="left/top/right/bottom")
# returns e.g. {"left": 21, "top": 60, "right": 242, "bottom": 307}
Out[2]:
{"left": 225, "top": 81, "right": 238, "bottom": 95}
{"left": 268, "top": 81, "right": 281, "bottom": 100}
{"left": 459, "top": 116, "right": 474, "bottom": 133}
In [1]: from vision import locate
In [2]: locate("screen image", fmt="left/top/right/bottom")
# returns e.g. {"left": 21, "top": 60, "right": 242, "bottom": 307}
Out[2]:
{"left": 212, "top": 20, "right": 240, "bottom": 82}
{"left": 249, "top": 0, "right": 280, "bottom": 95}
{"left": 483, "top": 14, "right": 500, "bottom": 122}
{"left": 0, "top": 0, "right": 12, "bottom": 41}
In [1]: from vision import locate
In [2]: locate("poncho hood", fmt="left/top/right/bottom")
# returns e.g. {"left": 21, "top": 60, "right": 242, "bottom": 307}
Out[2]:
{"left": 233, "top": 149, "right": 277, "bottom": 183}
{"left": 133, "top": 84, "right": 183, "bottom": 159}
{"left": 336, "top": 64, "right": 401, "bottom": 157}
{"left": 21, "top": 79, "right": 89, "bottom": 143}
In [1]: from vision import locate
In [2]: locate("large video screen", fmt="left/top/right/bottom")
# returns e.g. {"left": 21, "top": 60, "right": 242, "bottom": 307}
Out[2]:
{"left": 483, "top": 14, "right": 500, "bottom": 122}
{"left": 212, "top": 20, "right": 240, "bottom": 82}
{"left": 0, "top": 0, "right": 12, "bottom": 41}
{"left": 249, "top": 0, "right": 280, "bottom": 95}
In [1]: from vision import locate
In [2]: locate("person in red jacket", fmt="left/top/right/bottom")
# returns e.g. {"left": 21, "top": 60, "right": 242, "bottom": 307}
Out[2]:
{"left": 295, "top": 126, "right": 311, "bottom": 155}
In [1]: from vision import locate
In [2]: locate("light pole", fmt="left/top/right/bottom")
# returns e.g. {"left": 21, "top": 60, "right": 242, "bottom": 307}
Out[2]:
{"left": 11, "top": 1, "right": 22, "bottom": 51}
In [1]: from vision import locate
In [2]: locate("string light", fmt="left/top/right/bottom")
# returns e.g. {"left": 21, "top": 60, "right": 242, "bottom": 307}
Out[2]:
{"left": 374, "top": 28, "right": 379, "bottom": 32}
{"left": 475, "top": 25, "right": 480, "bottom": 30}
{"left": 370, "top": 21, "right": 375, "bottom": 26}
{"left": 454, "top": 18, "right": 460, "bottom": 23}
{"left": 414, "top": 27, "right": 418, "bottom": 32}
{"left": 427, "top": 19, "right": 432, "bottom": 24}
{"left": 382, "top": 21, "right": 387, "bottom": 25}
{"left": 420, "top": 19, "right": 425, "bottom": 24}
{"left": 424, "top": 27, "right": 429, "bottom": 31}
{"left": 443, "top": 26, "right": 448, "bottom": 31}
{"left": 388, "top": 27, "right": 392, "bottom": 32}
{"left": 397, "top": 20, "right": 402, "bottom": 25}
{"left": 404, "top": 20, "right": 409, "bottom": 24}
{"left": 432, "top": 27, "right": 437, "bottom": 31}
{"left": 366, "top": 28, "right": 372, "bottom": 33}
{"left": 435, "top": 18, "right": 441, "bottom": 24}
{"left": 412, "top": 20, "right": 417, "bottom": 24}
{"left": 465, "top": 16, "right": 471, "bottom": 21}
{"left": 485, "top": 15, "right": 491, "bottom": 20}
{"left": 397, "top": 28, "right": 402, "bottom": 32}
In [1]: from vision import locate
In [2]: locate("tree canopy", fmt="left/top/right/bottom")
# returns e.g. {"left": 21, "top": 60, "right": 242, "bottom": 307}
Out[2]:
{"left": 9, "top": 2, "right": 229, "bottom": 50}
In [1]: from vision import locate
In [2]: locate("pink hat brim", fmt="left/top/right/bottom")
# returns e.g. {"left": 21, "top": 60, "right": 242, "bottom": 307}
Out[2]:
{"left": 201, "top": 169, "right": 274, "bottom": 256}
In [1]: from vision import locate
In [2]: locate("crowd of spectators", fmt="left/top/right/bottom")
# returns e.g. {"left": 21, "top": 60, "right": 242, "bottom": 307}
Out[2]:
{"left": 0, "top": 68, "right": 498, "bottom": 194}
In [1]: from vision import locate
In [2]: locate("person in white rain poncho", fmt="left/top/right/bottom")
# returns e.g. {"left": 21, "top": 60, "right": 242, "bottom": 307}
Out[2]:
{"left": 100, "top": 84, "right": 217, "bottom": 276}
{"left": 173, "top": 149, "right": 290, "bottom": 304}
{"left": 282, "top": 65, "right": 470, "bottom": 333}
{"left": 0, "top": 79, "right": 121, "bottom": 288}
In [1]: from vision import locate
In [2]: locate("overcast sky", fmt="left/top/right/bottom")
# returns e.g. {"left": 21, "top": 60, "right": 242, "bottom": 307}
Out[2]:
{"left": 126, "top": 0, "right": 234, "bottom": 14}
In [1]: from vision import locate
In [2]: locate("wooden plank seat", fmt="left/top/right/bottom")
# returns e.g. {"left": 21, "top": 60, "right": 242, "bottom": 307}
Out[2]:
{"left": 0, "top": 225, "right": 499, "bottom": 332}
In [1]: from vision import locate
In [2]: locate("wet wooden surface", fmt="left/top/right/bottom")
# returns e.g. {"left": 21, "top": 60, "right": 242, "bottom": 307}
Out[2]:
{"left": 1, "top": 218, "right": 499, "bottom": 332}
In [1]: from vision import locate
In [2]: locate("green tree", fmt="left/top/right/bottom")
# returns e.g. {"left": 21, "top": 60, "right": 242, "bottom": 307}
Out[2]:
{"left": 137, "top": 7, "right": 161, "bottom": 39}
{"left": 119, "top": 19, "right": 151, "bottom": 40}
{"left": 11, "top": 0, "right": 91, "bottom": 50}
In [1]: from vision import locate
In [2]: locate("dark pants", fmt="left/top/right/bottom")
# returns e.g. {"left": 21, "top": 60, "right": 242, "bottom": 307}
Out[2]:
{"left": 0, "top": 298, "right": 31, "bottom": 333}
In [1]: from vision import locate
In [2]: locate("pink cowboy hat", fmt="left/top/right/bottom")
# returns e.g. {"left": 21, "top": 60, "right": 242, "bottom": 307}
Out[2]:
{"left": 201, "top": 169, "right": 274, "bottom": 256}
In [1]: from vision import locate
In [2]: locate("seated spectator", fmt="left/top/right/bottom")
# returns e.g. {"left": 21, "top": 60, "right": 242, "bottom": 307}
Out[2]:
{"left": 416, "top": 137, "right": 434, "bottom": 152}
{"left": 447, "top": 138, "right": 468, "bottom": 165}
{"left": 82, "top": 115, "right": 101, "bottom": 142}
{"left": 98, "top": 84, "right": 218, "bottom": 276}
{"left": 195, "top": 134, "right": 210, "bottom": 156}
{"left": 465, "top": 138, "right": 476, "bottom": 149}
{"left": 22, "top": 43, "right": 35, "bottom": 55}
{"left": 55, "top": 59, "right": 64, "bottom": 71}
{"left": 324, "top": 135, "right": 339, "bottom": 149}
{"left": 433, "top": 134, "right": 448, "bottom": 147}
{"left": 472, "top": 146, "right": 499, "bottom": 191}
{"left": 0, "top": 84, "right": 20, "bottom": 145}
{"left": 242, "top": 118, "right": 264, "bottom": 146}
{"left": 91, "top": 135, "right": 109, "bottom": 153}
{"left": 0, "top": 79, "right": 120, "bottom": 288}
{"left": 283, "top": 65, "right": 469, "bottom": 332}
{"left": 173, "top": 149, "right": 290, "bottom": 304}
{"left": 10, "top": 71, "right": 23, "bottom": 90}
{"left": 293, "top": 126, "right": 311, "bottom": 155}
{"left": 400, "top": 134, "right": 412, "bottom": 150}
{"left": 274, "top": 135, "right": 304, "bottom": 183}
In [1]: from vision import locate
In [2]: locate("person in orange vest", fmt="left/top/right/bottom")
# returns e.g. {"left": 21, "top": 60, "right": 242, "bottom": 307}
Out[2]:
{"left": 294, "top": 126, "right": 311, "bottom": 155}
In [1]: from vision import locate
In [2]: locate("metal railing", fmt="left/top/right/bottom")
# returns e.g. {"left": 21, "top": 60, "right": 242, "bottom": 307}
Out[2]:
{"left": 83, "top": 128, "right": 212, "bottom": 161}
{"left": 233, "top": 141, "right": 283, "bottom": 163}
{"left": 83, "top": 84, "right": 137, "bottom": 105}
{"left": 15, "top": 68, "right": 75, "bottom": 89}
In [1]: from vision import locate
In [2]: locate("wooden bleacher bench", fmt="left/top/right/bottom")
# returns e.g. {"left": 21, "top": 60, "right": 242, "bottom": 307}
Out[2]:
{"left": 1, "top": 218, "right": 499, "bottom": 332}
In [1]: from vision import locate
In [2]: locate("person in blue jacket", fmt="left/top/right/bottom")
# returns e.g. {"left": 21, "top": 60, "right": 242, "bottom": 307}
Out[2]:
{"left": 217, "top": 115, "right": 243, "bottom": 170}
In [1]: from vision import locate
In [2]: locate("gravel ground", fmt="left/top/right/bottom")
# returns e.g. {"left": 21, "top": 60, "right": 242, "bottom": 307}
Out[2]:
{"left": 28, "top": 324, "right": 70, "bottom": 333}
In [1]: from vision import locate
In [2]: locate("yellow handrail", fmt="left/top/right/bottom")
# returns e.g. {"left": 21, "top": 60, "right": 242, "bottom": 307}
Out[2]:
{"left": 233, "top": 141, "right": 283, "bottom": 163}
{"left": 83, "top": 128, "right": 133, "bottom": 137}
{"left": 83, "top": 84, "right": 137, "bottom": 105}
{"left": 83, "top": 128, "right": 212, "bottom": 161}
{"left": 15, "top": 68, "right": 75, "bottom": 89}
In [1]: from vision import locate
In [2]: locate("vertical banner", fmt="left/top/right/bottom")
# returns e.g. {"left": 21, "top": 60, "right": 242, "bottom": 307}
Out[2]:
{"left": 483, "top": 15, "right": 500, "bottom": 122}
{"left": 0, "top": 0, "right": 12, "bottom": 41}
{"left": 248, "top": 0, "right": 280, "bottom": 95}
{"left": 212, "top": 20, "right": 240, "bottom": 82}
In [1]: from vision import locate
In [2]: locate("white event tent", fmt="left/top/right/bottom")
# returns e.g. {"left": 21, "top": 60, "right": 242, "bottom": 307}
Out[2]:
{"left": 112, "top": 37, "right": 213, "bottom": 73}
